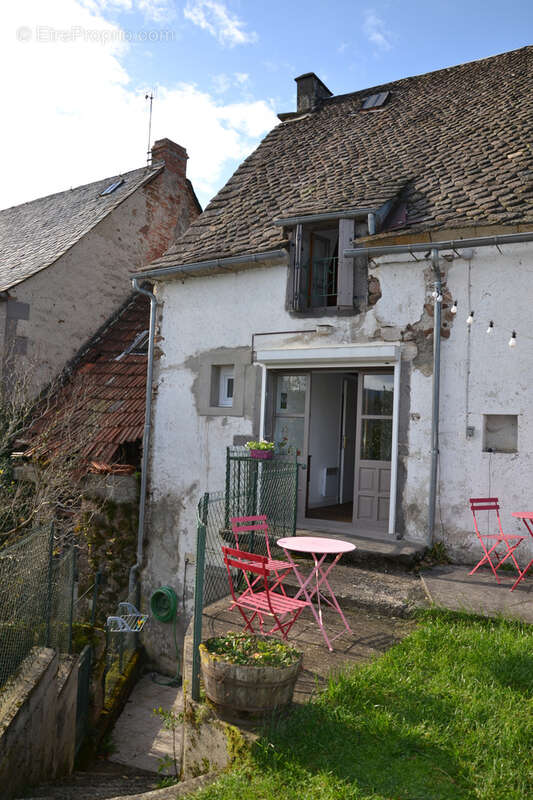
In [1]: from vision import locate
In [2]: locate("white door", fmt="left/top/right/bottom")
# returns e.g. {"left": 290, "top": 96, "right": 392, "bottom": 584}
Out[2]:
{"left": 353, "top": 372, "right": 394, "bottom": 530}
{"left": 270, "top": 373, "right": 310, "bottom": 519}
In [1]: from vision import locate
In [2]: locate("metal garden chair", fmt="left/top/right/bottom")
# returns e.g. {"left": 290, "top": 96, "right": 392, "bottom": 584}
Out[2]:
{"left": 222, "top": 546, "right": 309, "bottom": 640}
{"left": 469, "top": 497, "right": 524, "bottom": 582}
{"left": 230, "top": 515, "right": 293, "bottom": 593}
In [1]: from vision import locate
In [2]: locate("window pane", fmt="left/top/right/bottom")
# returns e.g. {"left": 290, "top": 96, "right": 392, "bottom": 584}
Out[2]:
{"left": 362, "top": 373, "right": 394, "bottom": 416}
{"left": 276, "top": 375, "right": 307, "bottom": 414}
{"left": 274, "top": 417, "right": 305, "bottom": 457}
{"left": 226, "top": 378, "right": 234, "bottom": 399}
{"left": 361, "top": 419, "right": 392, "bottom": 461}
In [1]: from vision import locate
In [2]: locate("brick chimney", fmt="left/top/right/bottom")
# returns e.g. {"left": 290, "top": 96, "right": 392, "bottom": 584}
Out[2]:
{"left": 151, "top": 138, "right": 188, "bottom": 179}
{"left": 294, "top": 73, "right": 333, "bottom": 113}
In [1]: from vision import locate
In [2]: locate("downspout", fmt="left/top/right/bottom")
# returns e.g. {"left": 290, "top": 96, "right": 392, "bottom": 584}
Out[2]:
{"left": 428, "top": 248, "right": 442, "bottom": 547}
{"left": 129, "top": 278, "right": 158, "bottom": 606}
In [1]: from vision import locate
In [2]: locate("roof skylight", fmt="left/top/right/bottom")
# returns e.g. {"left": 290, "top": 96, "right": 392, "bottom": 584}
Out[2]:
{"left": 361, "top": 91, "right": 390, "bottom": 110}
{"left": 100, "top": 178, "right": 125, "bottom": 196}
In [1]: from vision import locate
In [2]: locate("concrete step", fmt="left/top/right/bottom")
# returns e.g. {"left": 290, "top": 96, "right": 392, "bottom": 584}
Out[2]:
{"left": 16, "top": 764, "right": 158, "bottom": 800}
{"left": 292, "top": 529, "right": 426, "bottom": 570}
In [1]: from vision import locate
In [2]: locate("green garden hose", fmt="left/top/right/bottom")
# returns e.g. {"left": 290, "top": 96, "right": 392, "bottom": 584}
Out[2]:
{"left": 150, "top": 586, "right": 181, "bottom": 686}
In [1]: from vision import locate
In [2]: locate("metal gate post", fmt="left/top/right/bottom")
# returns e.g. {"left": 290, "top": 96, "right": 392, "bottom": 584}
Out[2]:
{"left": 191, "top": 493, "right": 208, "bottom": 702}
{"left": 45, "top": 524, "right": 55, "bottom": 647}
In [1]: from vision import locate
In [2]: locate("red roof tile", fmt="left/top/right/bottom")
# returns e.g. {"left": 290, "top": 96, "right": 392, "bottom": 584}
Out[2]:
{"left": 24, "top": 295, "right": 149, "bottom": 470}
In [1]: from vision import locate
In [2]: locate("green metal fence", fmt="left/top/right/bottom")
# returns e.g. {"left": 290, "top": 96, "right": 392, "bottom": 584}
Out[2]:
{"left": 0, "top": 526, "right": 75, "bottom": 689}
{"left": 191, "top": 450, "right": 298, "bottom": 699}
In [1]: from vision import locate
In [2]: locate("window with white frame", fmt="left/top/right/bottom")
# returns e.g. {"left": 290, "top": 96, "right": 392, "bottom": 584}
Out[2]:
{"left": 217, "top": 365, "right": 235, "bottom": 407}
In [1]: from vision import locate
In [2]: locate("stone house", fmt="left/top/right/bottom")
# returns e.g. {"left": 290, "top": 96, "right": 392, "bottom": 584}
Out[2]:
{"left": 134, "top": 47, "right": 533, "bottom": 664}
{"left": 0, "top": 138, "right": 200, "bottom": 393}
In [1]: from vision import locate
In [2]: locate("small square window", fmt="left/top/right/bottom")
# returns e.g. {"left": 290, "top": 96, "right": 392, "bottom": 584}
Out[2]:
{"left": 212, "top": 365, "right": 234, "bottom": 408}
{"left": 483, "top": 414, "right": 518, "bottom": 453}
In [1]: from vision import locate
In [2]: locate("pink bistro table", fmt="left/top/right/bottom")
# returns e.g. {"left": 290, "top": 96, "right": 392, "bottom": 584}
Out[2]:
{"left": 510, "top": 512, "right": 533, "bottom": 590}
{"left": 277, "top": 536, "right": 355, "bottom": 652}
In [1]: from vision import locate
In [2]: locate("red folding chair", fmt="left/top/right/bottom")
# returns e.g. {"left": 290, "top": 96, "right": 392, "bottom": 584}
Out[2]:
{"left": 222, "top": 546, "right": 309, "bottom": 640}
{"left": 230, "top": 515, "right": 293, "bottom": 593}
{"left": 469, "top": 497, "right": 524, "bottom": 582}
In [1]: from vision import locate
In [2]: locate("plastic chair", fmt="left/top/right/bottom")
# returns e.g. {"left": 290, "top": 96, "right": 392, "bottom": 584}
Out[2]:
{"left": 469, "top": 497, "right": 524, "bottom": 582}
{"left": 222, "top": 546, "right": 309, "bottom": 639}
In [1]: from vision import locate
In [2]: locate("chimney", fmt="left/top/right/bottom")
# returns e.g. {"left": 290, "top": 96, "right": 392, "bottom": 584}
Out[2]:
{"left": 151, "top": 138, "right": 188, "bottom": 179}
{"left": 294, "top": 73, "right": 333, "bottom": 113}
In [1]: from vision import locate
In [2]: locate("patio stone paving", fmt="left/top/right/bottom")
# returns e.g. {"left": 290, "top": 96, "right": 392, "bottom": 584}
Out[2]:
{"left": 191, "top": 597, "right": 416, "bottom": 704}
{"left": 421, "top": 563, "right": 533, "bottom": 623}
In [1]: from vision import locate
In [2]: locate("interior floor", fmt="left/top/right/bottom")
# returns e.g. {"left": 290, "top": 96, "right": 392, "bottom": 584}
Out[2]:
{"left": 306, "top": 502, "right": 353, "bottom": 523}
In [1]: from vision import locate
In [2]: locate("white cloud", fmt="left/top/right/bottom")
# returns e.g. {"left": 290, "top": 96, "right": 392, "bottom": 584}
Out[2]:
{"left": 183, "top": 0, "right": 257, "bottom": 47}
{"left": 212, "top": 71, "right": 250, "bottom": 94}
{"left": 81, "top": 0, "right": 174, "bottom": 23}
{"left": 363, "top": 10, "right": 393, "bottom": 52}
{"left": 0, "top": 1, "right": 276, "bottom": 211}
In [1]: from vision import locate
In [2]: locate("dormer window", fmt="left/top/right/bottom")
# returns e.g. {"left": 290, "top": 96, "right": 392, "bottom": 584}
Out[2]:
{"left": 283, "top": 215, "right": 367, "bottom": 314}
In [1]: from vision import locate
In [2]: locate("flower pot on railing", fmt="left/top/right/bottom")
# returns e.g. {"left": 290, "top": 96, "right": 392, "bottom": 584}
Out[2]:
{"left": 245, "top": 440, "right": 275, "bottom": 460}
{"left": 199, "top": 633, "right": 302, "bottom": 720}
{"left": 249, "top": 449, "right": 273, "bottom": 460}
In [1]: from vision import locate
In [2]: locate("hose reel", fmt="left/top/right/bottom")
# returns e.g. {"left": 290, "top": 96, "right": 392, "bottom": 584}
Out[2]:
{"left": 150, "top": 586, "right": 181, "bottom": 686}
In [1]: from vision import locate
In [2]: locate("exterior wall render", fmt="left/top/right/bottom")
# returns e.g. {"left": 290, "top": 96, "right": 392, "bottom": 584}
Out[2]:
{"left": 143, "top": 243, "right": 533, "bottom": 667}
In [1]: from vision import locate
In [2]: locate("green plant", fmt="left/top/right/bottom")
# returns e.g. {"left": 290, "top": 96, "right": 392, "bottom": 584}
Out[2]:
{"left": 202, "top": 632, "right": 300, "bottom": 667}
{"left": 189, "top": 610, "right": 533, "bottom": 800}
{"left": 245, "top": 440, "right": 275, "bottom": 451}
{"left": 153, "top": 705, "right": 183, "bottom": 780}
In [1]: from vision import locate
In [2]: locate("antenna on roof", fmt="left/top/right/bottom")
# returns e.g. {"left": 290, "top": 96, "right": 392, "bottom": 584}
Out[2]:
{"left": 145, "top": 88, "right": 155, "bottom": 166}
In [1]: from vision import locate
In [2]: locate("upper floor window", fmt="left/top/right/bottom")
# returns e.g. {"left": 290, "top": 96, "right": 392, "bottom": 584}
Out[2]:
{"left": 288, "top": 216, "right": 365, "bottom": 313}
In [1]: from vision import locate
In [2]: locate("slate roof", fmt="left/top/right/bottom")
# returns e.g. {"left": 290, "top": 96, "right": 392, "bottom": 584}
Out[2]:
{"left": 0, "top": 164, "right": 163, "bottom": 291}
{"left": 145, "top": 46, "right": 533, "bottom": 272}
{"left": 23, "top": 294, "right": 148, "bottom": 470}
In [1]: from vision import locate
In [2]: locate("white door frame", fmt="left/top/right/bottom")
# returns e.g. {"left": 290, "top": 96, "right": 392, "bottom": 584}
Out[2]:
{"left": 256, "top": 344, "right": 401, "bottom": 536}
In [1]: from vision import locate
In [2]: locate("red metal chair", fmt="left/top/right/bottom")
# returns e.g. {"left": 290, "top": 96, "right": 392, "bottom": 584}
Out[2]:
{"left": 469, "top": 497, "right": 524, "bottom": 582}
{"left": 222, "top": 546, "right": 309, "bottom": 640}
{"left": 230, "top": 515, "right": 293, "bottom": 595}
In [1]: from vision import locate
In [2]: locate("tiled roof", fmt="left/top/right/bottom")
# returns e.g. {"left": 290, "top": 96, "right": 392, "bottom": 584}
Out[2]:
{"left": 145, "top": 46, "right": 533, "bottom": 271}
{"left": 0, "top": 164, "right": 163, "bottom": 291}
{"left": 23, "top": 294, "right": 148, "bottom": 470}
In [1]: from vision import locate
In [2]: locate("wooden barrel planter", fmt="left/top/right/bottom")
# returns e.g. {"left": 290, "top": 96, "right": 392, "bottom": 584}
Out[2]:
{"left": 199, "top": 634, "right": 302, "bottom": 720}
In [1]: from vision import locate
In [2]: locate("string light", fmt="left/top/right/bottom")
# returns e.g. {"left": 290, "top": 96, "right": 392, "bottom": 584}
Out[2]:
{"left": 466, "top": 311, "right": 474, "bottom": 325}
{"left": 509, "top": 331, "right": 517, "bottom": 348}
{"left": 486, "top": 321, "right": 494, "bottom": 334}
{"left": 450, "top": 301, "right": 458, "bottom": 314}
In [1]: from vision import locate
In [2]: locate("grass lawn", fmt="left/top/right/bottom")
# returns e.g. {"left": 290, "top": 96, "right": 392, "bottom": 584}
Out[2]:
{"left": 186, "top": 610, "right": 533, "bottom": 800}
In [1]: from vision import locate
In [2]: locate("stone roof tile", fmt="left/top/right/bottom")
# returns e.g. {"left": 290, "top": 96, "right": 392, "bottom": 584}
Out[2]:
{"left": 145, "top": 47, "right": 533, "bottom": 272}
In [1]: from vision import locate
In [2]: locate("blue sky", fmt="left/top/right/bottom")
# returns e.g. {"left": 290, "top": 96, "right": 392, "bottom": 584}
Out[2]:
{"left": 1, "top": 1, "right": 532, "bottom": 211}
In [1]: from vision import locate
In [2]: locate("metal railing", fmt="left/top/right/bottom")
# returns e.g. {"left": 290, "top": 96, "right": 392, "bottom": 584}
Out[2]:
{"left": 191, "top": 451, "right": 299, "bottom": 699}
{"left": 300, "top": 256, "right": 338, "bottom": 308}
{"left": 0, "top": 526, "right": 75, "bottom": 689}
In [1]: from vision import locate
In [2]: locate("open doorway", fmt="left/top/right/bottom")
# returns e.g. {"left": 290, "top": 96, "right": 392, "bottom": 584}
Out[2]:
{"left": 267, "top": 367, "right": 394, "bottom": 536}
{"left": 306, "top": 372, "right": 357, "bottom": 523}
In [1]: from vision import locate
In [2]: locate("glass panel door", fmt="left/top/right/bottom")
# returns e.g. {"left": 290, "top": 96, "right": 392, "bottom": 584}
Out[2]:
{"left": 273, "top": 374, "right": 308, "bottom": 457}
{"left": 354, "top": 372, "right": 393, "bottom": 529}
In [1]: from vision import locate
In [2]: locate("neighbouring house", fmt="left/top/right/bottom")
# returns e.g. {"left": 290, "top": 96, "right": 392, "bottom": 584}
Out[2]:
{"left": 0, "top": 138, "right": 200, "bottom": 393}
{"left": 134, "top": 47, "right": 533, "bottom": 667}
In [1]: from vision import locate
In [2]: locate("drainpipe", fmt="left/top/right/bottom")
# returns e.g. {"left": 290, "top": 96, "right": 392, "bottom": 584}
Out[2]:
{"left": 367, "top": 212, "right": 377, "bottom": 236}
{"left": 129, "top": 278, "right": 158, "bottom": 606}
{"left": 428, "top": 248, "right": 442, "bottom": 547}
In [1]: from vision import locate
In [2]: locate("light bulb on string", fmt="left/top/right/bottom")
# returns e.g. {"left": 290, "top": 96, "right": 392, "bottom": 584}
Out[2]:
{"left": 450, "top": 300, "right": 457, "bottom": 314}
{"left": 466, "top": 311, "right": 474, "bottom": 325}
{"left": 486, "top": 321, "right": 494, "bottom": 334}
{"left": 509, "top": 331, "right": 517, "bottom": 348}
{"left": 436, "top": 293, "right": 443, "bottom": 303}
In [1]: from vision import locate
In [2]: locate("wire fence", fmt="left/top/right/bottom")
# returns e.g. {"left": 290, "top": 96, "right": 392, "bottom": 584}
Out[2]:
{"left": 0, "top": 525, "right": 75, "bottom": 689}
{"left": 191, "top": 450, "right": 299, "bottom": 699}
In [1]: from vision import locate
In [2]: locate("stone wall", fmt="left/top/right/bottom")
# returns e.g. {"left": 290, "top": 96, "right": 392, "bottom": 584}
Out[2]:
{"left": 0, "top": 647, "right": 78, "bottom": 800}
